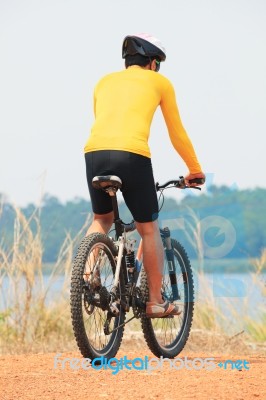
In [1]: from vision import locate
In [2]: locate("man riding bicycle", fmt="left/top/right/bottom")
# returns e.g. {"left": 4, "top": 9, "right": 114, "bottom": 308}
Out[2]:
{"left": 84, "top": 33, "right": 205, "bottom": 318}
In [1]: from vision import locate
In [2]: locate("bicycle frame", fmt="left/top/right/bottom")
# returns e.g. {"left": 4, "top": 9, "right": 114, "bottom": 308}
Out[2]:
{"left": 101, "top": 174, "right": 203, "bottom": 307}
{"left": 110, "top": 190, "right": 179, "bottom": 302}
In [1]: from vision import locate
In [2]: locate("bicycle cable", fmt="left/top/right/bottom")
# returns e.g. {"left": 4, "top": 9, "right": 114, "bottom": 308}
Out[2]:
{"left": 158, "top": 185, "right": 177, "bottom": 213}
{"left": 158, "top": 189, "right": 164, "bottom": 213}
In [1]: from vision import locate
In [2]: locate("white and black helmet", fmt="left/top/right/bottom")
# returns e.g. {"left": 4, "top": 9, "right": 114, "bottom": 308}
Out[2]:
{"left": 122, "top": 33, "right": 166, "bottom": 62}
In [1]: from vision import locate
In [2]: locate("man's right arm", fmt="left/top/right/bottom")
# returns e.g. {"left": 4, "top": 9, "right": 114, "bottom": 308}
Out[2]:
{"left": 160, "top": 80, "right": 204, "bottom": 176}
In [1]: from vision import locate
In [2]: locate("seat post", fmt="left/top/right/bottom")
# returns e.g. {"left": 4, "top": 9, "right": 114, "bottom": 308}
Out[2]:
{"left": 109, "top": 192, "right": 123, "bottom": 239}
{"left": 110, "top": 193, "right": 120, "bottom": 221}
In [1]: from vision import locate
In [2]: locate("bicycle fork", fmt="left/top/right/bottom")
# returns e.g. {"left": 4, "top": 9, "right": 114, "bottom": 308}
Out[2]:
{"left": 161, "top": 227, "right": 180, "bottom": 301}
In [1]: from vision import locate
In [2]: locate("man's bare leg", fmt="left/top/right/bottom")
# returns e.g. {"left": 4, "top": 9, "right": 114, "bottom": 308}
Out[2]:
{"left": 84, "top": 212, "right": 114, "bottom": 282}
{"left": 136, "top": 220, "right": 164, "bottom": 304}
{"left": 86, "top": 211, "right": 114, "bottom": 236}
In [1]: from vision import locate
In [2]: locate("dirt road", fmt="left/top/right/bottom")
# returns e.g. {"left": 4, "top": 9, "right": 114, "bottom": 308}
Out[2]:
{"left": 0, "top": 341, "right": 265, "bottom": 400}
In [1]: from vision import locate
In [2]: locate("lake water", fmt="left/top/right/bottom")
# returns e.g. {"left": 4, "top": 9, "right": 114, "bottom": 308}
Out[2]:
{"left": 1, "top": 268, "right": 265, "bottom": 328}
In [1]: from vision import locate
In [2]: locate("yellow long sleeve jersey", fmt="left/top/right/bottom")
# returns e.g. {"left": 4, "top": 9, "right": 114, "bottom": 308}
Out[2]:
{"left": 84, "top": 66, "right": 202, "bottom": 174}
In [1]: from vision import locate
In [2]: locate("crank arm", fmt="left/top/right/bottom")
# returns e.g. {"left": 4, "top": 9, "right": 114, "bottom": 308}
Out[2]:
{"left": 105, "top": 315, "right": 136, "bottom": 335}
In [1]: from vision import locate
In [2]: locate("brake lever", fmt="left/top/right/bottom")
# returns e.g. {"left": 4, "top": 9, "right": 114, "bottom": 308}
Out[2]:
{"left": 191, "top": 186, "right": 201, "bottom": 191}
{"left": 174, "top": 183, "right": 201, "bottom": 190}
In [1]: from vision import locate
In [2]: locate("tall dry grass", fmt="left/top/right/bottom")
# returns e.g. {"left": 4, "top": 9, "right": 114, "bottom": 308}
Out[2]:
{"left": 244, "top": 249, "right": 266, "bottom": 343}
{"left": 0, "top": 202, "right": 91, "bottom": 354}
{"left": 181, "top": 205, "right": 266, "bottom": 353}
{"left": 190, "top": 255, "right": 266, "bottom": 356}
{"left": 0, "top": 200, "right": 265, "bottom": 355}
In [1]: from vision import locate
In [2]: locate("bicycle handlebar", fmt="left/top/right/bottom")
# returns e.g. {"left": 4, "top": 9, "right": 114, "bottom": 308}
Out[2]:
{"left": 156, "top": 176, "right": 205, "bottom": 191}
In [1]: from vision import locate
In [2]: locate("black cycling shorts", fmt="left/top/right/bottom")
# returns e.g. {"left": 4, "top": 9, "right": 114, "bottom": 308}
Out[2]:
{"left": 85, "top": 150, "right": 159, "bottom": 223}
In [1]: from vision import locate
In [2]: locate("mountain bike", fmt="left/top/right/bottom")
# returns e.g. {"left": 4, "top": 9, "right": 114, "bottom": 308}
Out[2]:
{"left": 70, "top": 175, "right": 204, "bottom": 360}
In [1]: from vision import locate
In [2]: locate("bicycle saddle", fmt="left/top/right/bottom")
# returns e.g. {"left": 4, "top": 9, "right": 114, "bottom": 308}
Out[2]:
{"left": 92, "top": 175, "right": 122, "bottom": 190}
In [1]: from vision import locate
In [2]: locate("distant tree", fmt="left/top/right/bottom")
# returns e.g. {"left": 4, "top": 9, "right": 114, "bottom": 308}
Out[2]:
{"left": 0, "top": 186, "right": 265, "bottom": 262}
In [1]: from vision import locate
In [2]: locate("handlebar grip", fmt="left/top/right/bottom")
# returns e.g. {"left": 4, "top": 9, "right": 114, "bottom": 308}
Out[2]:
{"left": 188, "top": 178, "right": 205, "bottom": 185}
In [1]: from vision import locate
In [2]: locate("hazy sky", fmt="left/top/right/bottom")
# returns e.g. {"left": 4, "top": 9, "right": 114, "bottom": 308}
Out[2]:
{"left": 0, "top": 0, "right": 266, "bottom": 206}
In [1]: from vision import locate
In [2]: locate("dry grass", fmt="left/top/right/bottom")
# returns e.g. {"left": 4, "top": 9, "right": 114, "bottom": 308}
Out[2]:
{"left": 0, "top": 203, "right": 265, "bottom": 355}
{"left": 191, "top": 249, "right": 266, "bottom": 353}
{"left": 244, "top": 249, "right": 266, "bottom": 343}
{"left": 182, "top": 206, "right": 266, "bottom": 350}
{"left": 0, "top": 202, "right": 90, "bottom": 354}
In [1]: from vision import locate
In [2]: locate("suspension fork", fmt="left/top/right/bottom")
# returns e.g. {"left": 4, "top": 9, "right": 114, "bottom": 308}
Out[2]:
{"left": 160, "top": 227, "right": 180, "bottom": 301}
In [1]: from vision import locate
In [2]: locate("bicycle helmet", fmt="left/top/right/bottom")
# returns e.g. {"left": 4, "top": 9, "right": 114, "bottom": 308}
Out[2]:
{"left": 122, "top": 33, "right": 166, "bottom": 62}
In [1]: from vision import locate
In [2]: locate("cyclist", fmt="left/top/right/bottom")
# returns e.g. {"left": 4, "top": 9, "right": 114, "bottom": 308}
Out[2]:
{"left": 84, "top": 33, "right": 205, "bottom": 318}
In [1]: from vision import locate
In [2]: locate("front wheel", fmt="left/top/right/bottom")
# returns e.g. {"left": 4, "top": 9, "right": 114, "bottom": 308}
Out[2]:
{"left": 70, "top": 233, "right": 126, "bottom": 360}
{"left": 140, "top": 239, "right": 194, "bottom": 358}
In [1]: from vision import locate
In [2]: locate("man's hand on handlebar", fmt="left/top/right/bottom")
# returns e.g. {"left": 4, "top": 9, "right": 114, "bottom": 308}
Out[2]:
{"left": 184, "top": 172, "right": 206, "bottom": 187}
{"left": 156, "top": 174, "right": 205, "bottom": 191}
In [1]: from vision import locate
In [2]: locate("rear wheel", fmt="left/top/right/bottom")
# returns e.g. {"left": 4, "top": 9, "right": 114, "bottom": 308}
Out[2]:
{"left": 140, "top": 239, "right": 194, "bottom": 358}
{"left": 70, "top": 233, "right": 126, "bottom": 360}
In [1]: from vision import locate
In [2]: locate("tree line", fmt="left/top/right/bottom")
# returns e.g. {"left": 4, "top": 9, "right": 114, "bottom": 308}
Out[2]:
{"left": 0, "top": 185, "right": 265, "bottom": 263}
